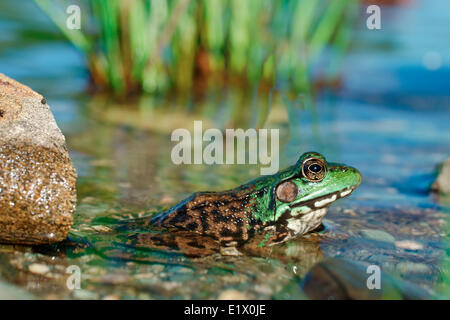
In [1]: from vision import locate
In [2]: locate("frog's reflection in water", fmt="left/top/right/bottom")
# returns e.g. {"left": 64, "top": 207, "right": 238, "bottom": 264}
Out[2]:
{"left": 87, "top": 228, "right": 324, "bottom": 277}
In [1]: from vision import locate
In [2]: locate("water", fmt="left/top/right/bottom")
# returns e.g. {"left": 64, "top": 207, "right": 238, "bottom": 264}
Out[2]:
{"left": 0, "top": 0, "right": 449, "bottom": 299}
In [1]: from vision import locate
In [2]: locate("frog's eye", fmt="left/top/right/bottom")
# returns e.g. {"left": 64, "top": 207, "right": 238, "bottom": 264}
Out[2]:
{"left": 276, "top": 181, "right": 298, "bottom": 203}
{"left": 302, "top": 158, "right": 327, "bottom": 182}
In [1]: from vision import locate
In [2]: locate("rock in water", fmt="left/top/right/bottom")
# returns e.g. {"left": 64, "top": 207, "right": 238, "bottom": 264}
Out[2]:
{"left": 432, "top": 157, "right": 450, "bottom": 194}
{"left": 299, "top": 258, "right": 433, "bottom": 300}
{"left": 0, "top": 73, "right": 77, "bottom": 244}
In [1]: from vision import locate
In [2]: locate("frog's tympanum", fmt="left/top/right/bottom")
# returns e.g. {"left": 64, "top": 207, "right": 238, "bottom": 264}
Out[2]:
{"left": 139, "top": 152, "right": 361, "bottom": 248}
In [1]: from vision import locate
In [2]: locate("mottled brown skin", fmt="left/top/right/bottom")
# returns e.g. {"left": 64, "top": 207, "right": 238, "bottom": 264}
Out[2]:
{"left": 149, "top": 187, "right": 270, "bottom": 245}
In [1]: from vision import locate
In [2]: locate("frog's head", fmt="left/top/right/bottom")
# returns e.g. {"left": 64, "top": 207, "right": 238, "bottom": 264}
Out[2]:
{"left": 270, "top": 152, "right": 361, "bottom": 238}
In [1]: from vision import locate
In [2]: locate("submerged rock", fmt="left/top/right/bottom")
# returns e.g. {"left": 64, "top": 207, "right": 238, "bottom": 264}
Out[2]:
{"left": 299, "top": 258, "right": 433, "bottom": 300}
{"left": 0, "top": 278, "right": 34, "bottom": 299}
{"left": 0, "top": 73, "right": 77, "bottom": 245}
{"left": 432, "top": 157, "right": 450, "bottom": 194}
{"left": 360, "top": 228, "right": 395, "bottom": 243}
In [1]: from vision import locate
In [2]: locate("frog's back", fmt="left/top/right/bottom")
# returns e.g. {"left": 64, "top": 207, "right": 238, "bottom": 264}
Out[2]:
{"left": 151, "top": 186, "right": 265, "bottom": 242}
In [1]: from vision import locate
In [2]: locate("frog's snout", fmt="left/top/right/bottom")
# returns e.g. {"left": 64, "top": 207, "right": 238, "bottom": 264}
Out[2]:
{"left": 347, "top": 166, "right": 362, "bottom": 189}
{"left": 327, "top": 163, "right": 362, "bottom": 190}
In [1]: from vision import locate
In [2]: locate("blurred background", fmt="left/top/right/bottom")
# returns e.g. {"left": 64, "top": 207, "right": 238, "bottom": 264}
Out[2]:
{"left": 0, "top": 0, "right": 449, "bottom": 299}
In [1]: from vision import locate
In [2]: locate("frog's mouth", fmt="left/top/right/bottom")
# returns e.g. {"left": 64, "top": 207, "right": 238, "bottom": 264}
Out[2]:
{"left": 288, "top": 186, "right": 357, "bottom": 211}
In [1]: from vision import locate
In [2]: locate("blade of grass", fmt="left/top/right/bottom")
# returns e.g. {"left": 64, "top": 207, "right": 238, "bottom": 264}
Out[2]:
{"left": 308, "top": 0, "right": 350, "bottom": 59}
{"left": 145, "top": 0, "right": 192, "bottom": 73}
{"left": 34, "top": 0, "right": 92, "bottom": 52}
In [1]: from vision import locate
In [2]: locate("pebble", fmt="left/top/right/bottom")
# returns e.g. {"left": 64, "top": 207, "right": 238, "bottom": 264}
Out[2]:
{"left": 220, "top": 246, "right": 242, "bottom": 256}
{"left": 161, "top": 281, "right": 181, "bottom": 291}
{"left": 98, "top": 274, "right": 129, "bottom": 285}
{"left": 170, "top": 266, "right": 193, "bottom": 274}
{"left": 343, "top": 209, "right": 358, "bottom": 217}
{"left": 28, "top": 263, "right": 50, "bottom": 275}
{"left": 151, "top": 264, "right": 165, "bottom": 273}
{"left": 218, "top": 289, "right": 249, "bottom": 300}
{"left": 73, "top": 289, "right": 97, "bottom": 300}
{"left": 91, "top": 225, "right": 112, "bottom": 233}
{"left": 360, "top": 229, "right": 395, "bottom": 243}
{"left": 396, "top": 262, "right": 430, "bottom": 275}
{"left": 254, "top": 284, "right": 273, "bottom": 296}
{"left": 394, "top": 240, "right": 424, "bottom": 250}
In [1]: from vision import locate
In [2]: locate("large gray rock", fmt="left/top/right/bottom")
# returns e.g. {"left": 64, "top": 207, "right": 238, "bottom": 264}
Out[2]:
{"left": 0, "top": 73, "right": 77, "bottom": 244}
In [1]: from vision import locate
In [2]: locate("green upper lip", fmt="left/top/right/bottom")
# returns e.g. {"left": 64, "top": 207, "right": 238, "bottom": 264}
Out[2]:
{"left": 288, "top": 186, "right": 356, "bottom": 209}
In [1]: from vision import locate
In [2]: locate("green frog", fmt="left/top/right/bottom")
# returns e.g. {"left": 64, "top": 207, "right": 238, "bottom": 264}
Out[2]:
{"left": 126, "top": 152, "right": 362, "bottom": 249}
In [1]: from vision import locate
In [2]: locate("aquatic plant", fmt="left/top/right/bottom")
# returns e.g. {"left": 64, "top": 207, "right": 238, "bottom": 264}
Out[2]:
{"left": 34, "top": 0, "right": 359, "bottom": 97}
